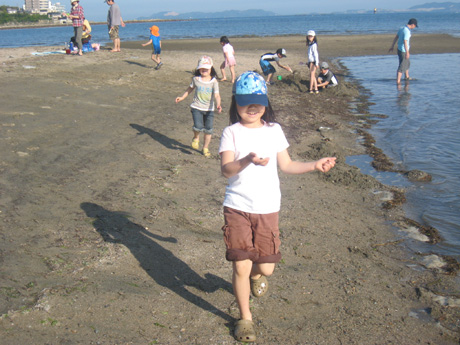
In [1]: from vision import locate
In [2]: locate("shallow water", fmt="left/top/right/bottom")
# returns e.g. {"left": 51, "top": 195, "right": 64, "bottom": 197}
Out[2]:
{"left": 1, "top": 11, "right": 460, "bottom": 48}
{"left": 343, "top": 53, "right": 460, "bottom": 258}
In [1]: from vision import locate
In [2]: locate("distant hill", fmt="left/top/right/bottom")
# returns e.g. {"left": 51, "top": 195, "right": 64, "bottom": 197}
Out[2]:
{"left": 137, "top": 9, "right": 276, "bottom": 20}
{"left": 138, "top": 2, "right": 459, "bottom": 19}
{"left": 409, "top": 1, "right": 460, "bottom": 11}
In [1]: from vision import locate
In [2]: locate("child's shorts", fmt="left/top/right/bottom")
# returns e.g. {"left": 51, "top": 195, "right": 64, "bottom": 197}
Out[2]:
{"left": 224, "top": 56, "right": 236, "bottom": 67}
{"left": 222, "top": 206, "right": 281, "bottom": 263}
{"left": 259, "top": 59, "right": 276, "bottom": 76}
{"left": 191, "top": 108, "right": 214, "bottom": 134}
{"left": 153, "top": 44, "right": 161, "bottom": 55}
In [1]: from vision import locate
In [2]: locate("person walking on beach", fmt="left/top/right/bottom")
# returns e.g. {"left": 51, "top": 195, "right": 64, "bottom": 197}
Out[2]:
{"left": 306, "top": 30, "right": 319, "bottom": 93}
{"left": 142, "top": 25, "right": 162, "bottom": 70}
{"left": 63, "top": 0, "right": 84, "bottom": 56}
{"left": 219, "top": 36, "right": 236, "bottom": 83}
{"left": 219, "top": 71, "right": 336, "bottom": 342}
{"left": 389, "top": 18, "right": 418, "bottom": 84}
{"left": 259, "top": 48, "right": 292, "bottom": 85}
{"left": 175, "top": 56, "right": 222, "bottom": 158}
{"left": 317, "top": 61, "right": 338, "bottom": 89}
{"left": 105, "top": 0, "right": 125, "bottom": 52}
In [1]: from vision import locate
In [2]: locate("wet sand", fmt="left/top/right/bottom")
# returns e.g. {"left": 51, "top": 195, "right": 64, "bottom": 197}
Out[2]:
{"left": 1, "top": 34, "right": 460, "bottom": 344}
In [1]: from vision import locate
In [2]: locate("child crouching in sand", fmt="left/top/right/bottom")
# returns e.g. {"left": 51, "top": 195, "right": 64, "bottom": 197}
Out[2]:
{"left": 219, "top": 71, "right": 336, "bottom": 342}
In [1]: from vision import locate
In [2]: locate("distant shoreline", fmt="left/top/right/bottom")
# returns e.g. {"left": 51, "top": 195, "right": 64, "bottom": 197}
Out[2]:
{"left": 0, "top": 18, "right": 193, "bottom": 31}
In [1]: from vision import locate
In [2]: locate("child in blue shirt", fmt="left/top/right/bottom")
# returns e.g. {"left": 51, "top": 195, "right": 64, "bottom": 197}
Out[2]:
{"left": 142, "top": 25, "right": 162, "bottom": 70}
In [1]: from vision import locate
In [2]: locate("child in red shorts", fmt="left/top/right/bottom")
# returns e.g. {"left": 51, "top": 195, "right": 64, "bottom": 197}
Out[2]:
{"left": 219, "top": 71, "right": 336, "bottom": 342}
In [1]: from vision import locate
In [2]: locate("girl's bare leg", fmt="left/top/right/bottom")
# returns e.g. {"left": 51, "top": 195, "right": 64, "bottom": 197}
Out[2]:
{"left": 309, "top": 63, "right": 318, "bottom": 91}
{"left": 233, "top": 260, "right": 253, "bottom": 320}
{"left": 230, "top": 65, "right": 236, "bottom": 83}
{"left": 250, "top": 262, "right": 275, "bottom": 280}
{"left": 203, "top": 133, "right": 212, "bottom": 150}
{"left": 220, "top": 61, "right": 227, "bottom": 81}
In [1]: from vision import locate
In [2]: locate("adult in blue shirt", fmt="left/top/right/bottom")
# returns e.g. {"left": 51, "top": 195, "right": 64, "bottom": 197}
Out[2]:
{"left": 389, "top": 18, "right": 418, "bottom": 84}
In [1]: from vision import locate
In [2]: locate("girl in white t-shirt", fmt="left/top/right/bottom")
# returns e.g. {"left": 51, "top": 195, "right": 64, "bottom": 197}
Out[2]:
{"left": 219, "top": 36, "right": 236, "bottom": 83}
{"left": 176, "top": 56, "right": 222, "bottom": 158}
{"left": 219, "top": 71, "right": 336, "bottom": 342}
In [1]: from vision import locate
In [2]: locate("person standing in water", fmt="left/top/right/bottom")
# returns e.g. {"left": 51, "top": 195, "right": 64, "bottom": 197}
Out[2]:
{"left": 389, "top": 18, "right": 418, "bottom": 84}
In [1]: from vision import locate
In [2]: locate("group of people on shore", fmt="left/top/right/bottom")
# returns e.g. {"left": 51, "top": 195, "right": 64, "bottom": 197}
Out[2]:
{"left": 258, "top": 31, "right": 338, "bottom": 91}
{"left": 63, "top": 0, "right": 124, "bottom": 55}
{"left": 63, "top": 0, "right": 417, "bottom": 88}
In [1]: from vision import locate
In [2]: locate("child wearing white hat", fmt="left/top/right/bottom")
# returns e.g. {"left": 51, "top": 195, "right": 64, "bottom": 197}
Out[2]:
{"left": 306, "top": 30, "right": 319, "bottom": 93}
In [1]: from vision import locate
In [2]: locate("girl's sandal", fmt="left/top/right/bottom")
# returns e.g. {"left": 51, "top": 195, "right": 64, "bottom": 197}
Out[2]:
{"left": 250, "top": 275, "right": 268, "bottom": 297}
{"left": 234, "top": 319, "right": 256, "bottom": 343}
{"left": 191, "top": 139, "right": 199, "bottom": 150}
{"left": 203, "top": 148, "right": 211, "bottom": 158}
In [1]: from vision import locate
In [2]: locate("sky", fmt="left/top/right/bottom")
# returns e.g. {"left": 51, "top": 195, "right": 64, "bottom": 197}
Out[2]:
{"left": 1, "top": 0, "right": 454, "bottom": 21}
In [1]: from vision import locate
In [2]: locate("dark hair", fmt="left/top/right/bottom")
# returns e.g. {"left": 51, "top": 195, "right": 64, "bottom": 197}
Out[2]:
{"left": 194, "top": 66, "right": 218, "bottom": 78}
{"left": 306, "top": 35, "right": 318, "bottom": 46}
{"left": 220, "top": 36, "right": 230, "bottom": 44}
{"left": 228, "top": 96, "right": 276, "bottom": 125}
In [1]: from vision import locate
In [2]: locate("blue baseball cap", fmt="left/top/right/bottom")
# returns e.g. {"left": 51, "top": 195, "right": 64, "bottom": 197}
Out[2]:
{"left": 233, "top": 71, "right": 268, "bottom": 106}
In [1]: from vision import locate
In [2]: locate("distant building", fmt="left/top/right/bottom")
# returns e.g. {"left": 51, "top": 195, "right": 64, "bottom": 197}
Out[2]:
{"left": 50, "top": 2, "right": 65, "bottom": 13}
{"left": 24, "top": 0, "right": 65, "bottom": 15}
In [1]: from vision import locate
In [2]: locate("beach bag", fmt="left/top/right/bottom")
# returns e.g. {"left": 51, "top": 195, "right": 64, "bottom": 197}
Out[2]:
{"left": 82, "top": 42, "right": 93, "bottom": 53}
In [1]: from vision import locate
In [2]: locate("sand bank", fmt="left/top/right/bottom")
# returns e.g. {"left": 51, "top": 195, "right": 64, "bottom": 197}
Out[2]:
{"left": 1, "top": 34, "right": 459, "bottom": 344}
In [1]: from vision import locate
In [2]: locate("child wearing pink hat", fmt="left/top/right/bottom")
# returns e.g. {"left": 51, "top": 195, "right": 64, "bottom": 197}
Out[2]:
{"left": 175, "top": 56, "right": 222, "bottom": 157}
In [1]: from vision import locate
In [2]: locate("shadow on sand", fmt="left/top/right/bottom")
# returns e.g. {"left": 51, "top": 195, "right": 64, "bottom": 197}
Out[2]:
{"left": 130, "top": 123, "right": 193, "bottom": 155}
{"left": 80, "top": 202, "right": 234, "bottom": 323}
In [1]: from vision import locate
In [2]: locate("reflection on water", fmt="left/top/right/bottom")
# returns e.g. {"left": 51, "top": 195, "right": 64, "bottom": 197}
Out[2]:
{"left": 396, "top": 82, "right": 411, "bottom": 115}
{"left": 343, "top": 53, "right": 460, "bottom": 258}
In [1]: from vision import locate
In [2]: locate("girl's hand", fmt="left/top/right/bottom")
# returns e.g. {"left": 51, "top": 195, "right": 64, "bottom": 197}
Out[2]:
{"left": 217, "top": 105, "right": 222, "bottom": 113}
{"left": 315, "top": 157, "right": 336, "bottom": 172}
{"left": 247, "top": 152, "right": 270, "bottom": 166}
{"left": 175, "top": 97, "right": 182, "bottom": 103}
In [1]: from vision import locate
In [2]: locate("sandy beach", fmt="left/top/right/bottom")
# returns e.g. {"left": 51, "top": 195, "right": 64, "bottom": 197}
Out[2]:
{"left": 1, "top": 34, "right": 460, "bottom": 344}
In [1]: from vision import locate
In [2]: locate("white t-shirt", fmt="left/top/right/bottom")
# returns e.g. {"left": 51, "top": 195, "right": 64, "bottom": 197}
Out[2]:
{"left": 223, "top": 43, "right": 234, "bottom": 58}
{"left": 219, "top": 122, "right": 289, "bottom": 214}
{"left": 308, "top": 42, "right": 319, "bottom": 65}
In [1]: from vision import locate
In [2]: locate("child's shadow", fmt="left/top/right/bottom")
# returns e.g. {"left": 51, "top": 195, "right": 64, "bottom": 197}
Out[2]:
{"left": 130, "top": 123, "right": 192, "bottom": 155}
{"left": 80, "top": 202, "right": 234, "bottom": 322}
{"left": 124, "top": 60, "right": 151, "bottom": 68}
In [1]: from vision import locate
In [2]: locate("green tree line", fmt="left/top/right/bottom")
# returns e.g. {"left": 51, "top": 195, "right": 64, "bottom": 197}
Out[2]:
{"left": 0, "top": 6, "right": 51, "bottom": 24}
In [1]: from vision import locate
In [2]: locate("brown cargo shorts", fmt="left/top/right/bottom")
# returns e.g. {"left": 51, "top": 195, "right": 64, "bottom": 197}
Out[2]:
{"left": 222, "top": 206, "right": 281, "bottom": 263}
{"left": 109, "top": 25, "right": 119, "bottom": 40}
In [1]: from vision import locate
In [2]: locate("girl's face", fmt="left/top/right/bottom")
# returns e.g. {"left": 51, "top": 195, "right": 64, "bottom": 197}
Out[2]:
{"left": 199, "top": 68, "right": 211, "bottom": 77}
{"left": 236, "top": 104, "right": 266, "bottom": 128}
{"left": 307, "top": 35, "right": 314, "bottom": 42}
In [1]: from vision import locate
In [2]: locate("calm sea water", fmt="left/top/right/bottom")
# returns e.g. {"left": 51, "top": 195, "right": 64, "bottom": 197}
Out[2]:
{"left": 0, "top": 11, "right": 460, "bottom": 48}
{"left": 1, "top": 12, "right": 459, "bottom": 259}
{"left": 343, "top": 53, "right": 460, "bottom": 258}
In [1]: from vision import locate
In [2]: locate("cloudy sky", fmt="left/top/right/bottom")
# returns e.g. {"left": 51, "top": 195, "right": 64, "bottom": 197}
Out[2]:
{"left": 1, "top": 0, "right": 450, "bottom": 21}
